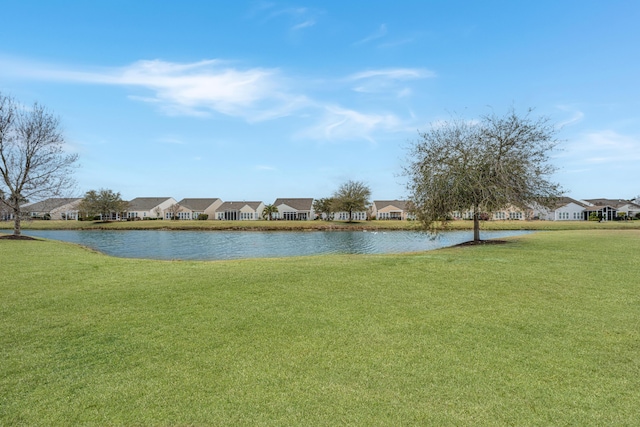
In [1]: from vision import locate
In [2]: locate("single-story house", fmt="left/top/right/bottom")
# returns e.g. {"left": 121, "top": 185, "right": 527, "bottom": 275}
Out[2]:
{"left": 21, "top": 198, "right": 82, "bottom": 220}
{"left": 273, "top": 198, "right": 314, "bottom": 220}
{"left": 581, "top": 198, "right": 640, "bottom": 220}
{"left": 128, "top": 197, "right": 177, "bottom": 220}
{"left": 491, "top": 204, "right": 531, "bottom": 221}
{"left": 334, "top": 210, "right": 368, "bottom": 221}
{"left": 372, "top": 200, "right": 413, "bottom": 220}
{"left": 171, "top": 198, "right": 222, "bottom": 220}
{"left": 216, "top": 201, "right": 265, "bottom": 220}
{"left": 533, "top": 197, "right": 588, "bottom": 221}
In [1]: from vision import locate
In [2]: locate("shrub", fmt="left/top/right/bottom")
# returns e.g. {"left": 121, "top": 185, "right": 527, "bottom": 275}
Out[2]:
{"left": 197, "top": 214, "right": 209, "bottom": 220}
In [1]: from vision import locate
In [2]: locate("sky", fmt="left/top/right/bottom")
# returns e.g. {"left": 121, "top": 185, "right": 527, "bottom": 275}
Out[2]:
{"left": 1, "top": 0, "right": 639, "bottom": 203}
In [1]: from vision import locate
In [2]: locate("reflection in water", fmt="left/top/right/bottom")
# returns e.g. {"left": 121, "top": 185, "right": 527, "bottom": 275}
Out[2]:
{"left": 16, "top": 229, "right": 531, "bottom": 261}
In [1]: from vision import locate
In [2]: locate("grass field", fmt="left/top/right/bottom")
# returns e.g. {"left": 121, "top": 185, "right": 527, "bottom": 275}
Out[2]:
{"left": 1, "top": 230, "right": 639, "bottom": 425}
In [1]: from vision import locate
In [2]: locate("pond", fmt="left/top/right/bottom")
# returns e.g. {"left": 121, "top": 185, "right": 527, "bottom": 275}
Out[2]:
{"left": 8, "top": 229, "right": 533, "bottom": 261}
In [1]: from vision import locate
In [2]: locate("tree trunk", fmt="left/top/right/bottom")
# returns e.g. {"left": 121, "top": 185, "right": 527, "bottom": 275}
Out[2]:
{"left": 473, "top": 211, "right": 480, "bottom": 242}
{"left": 12, "top": 207, "right": 21, "bottom": 236}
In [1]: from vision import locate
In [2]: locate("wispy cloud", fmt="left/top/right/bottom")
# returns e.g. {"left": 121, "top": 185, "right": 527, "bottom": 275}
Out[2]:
{"left": 5, "top": 58, "right": 305, "bottom": 121}
{"left": 291, "top": 20, "right": 315, "bottom": 31}
{"left": 252, "top": 5, "right": 320, "bottom": 32}
{"left": 2, "top": 56, "right": 425, "bottom": 142}
{"left": 296, "top": 105, "right": 408, "bottom": 143}
{"left": 556, "top": 105, "right": 585, "bottom": 128}
{"left": 353, "top": 24, "right": 387, "bottom": 46}
{"left": 562, "top": 129, "right": 640, "bottom": 166}
{"left": 347, "top": 68, "right": 435, "bottom": 97}
{"left": 349, "top": 68, "right": 435, "bottom": 81}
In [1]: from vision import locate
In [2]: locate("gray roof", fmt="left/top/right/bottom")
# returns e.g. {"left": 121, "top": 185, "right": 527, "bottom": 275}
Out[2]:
{"left": 374, "top": 200, "right": 408, "bottom": 211}
{"left": 583, "top": 198, "right": 639, "bottom": 209}
{"left": 23, "top": 198, "right": 81, "bottom": 212}
{"left": 128, "top": 197, "right": 174, "bottom": 211}
{"left": 273, "top": 198, "right": 313, "bottom": 211}
{"left": 549, "top": 197, "right": 587, "bottom": 209}
{"left": 177, "top": 198, "right": 220, "bottom": 211}
{"left": 218, "top": 201, "right": 263, "bottom": 211}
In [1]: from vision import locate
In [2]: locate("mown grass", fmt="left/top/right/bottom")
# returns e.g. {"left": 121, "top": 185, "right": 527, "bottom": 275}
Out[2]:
{"left": 1, "top": 230, "right": 639, "bottom": 425}
{"left": 1, "top": 218, "right": 639, "bottom": 232}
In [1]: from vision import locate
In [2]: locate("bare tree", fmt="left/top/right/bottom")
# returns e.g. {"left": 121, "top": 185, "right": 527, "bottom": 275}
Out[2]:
{"left": 0, "top": 93, "right": 78, "bottom": 236}
{"left": 166, "top": 203, "right": 182, "bottom": 220}
{"left": 404, "top": 108, "right": 562, "bottom": 242}
{"left": 332, "top": 180, "right": 371, "bottom": 222}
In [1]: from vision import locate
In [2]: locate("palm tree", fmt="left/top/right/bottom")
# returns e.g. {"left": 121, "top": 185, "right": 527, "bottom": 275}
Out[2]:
{"left": 262, "top": 204, "right": 278, "bottom": 220}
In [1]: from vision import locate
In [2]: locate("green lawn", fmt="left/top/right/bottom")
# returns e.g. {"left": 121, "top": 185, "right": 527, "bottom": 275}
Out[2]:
{"left": 1, "top": 230, "right": 639, "bottom": 425}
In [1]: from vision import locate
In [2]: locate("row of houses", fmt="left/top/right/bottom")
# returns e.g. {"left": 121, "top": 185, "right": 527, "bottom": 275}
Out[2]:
{"left": 2, "top": 196, "right": 640, "bottom": 222}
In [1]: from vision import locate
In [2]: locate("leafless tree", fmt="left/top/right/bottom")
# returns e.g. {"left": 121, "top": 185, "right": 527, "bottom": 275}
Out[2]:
{"left": 0, "top": 93, "right": 78, "bottom": 235}
{"left": 166, "top": 203, "right": 182, "bottom": 220}
{"left": 404, "top": 108, "right": 562, "bottom": 242}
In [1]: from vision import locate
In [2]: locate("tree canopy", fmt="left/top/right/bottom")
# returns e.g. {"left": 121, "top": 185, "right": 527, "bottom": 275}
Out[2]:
{"left": 332, "top": 180, "right": 371, "bottom": 222}
{"left": 0, "top": 93, "right": 78, "bottom": 235}
{"left": 78, "top": 189, "right": 128, "bottom": 220}
{"left": 404, "top": 108, "right": 562, "bottom": 241}
{"left": 312, "top": 197, "right": 335, "bottom": 221}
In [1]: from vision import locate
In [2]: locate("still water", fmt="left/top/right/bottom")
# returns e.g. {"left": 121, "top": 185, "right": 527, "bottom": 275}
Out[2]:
{"left": 14, "top": 229, "right": 532, "bottom": 261}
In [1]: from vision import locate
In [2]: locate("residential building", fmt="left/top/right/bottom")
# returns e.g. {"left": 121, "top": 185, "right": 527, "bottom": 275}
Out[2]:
{"left": 533, "top": 197, "right": 588, "bottom": 221}
{"left": 174, "top": 198, "right": 222, "bottom": 220}
{"left": 21, "top": 198, "right": 82, "bottom": 220}
{"left": 216, "top": 201, "right": 265, "bottom": 220}
{"left": 128, "top": 197, "right": 177, "bottom": 220}
{"left": 273, "top": 198, "right": 314, "bottom": 220}
{"left": 372, "top": 200, "right": 413, "bottom": 220}
{"left": 581, "top": 198, "right": 640, "bottom": 220}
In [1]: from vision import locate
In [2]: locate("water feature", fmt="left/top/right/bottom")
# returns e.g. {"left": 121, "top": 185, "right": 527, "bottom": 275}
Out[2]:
{"left": 8, "top": 229, "right": 532, "bottom": 260}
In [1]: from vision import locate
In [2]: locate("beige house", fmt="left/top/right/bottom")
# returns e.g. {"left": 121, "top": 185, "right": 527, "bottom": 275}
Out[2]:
{"left": 22, "top": 198, "right": 82, "bottom": 220}
{"left": 128, "top": 197, "right": 177, "bottom": 220}
{"left": 171, "top": 198, "right": 222, "bottom": 220}
{"left": 273, "top": 198, "right": 314, "bottom": 220}
{"left": 491, "top": 204, "right": 530, "bottom": 221}
{"left": 372, "top": 200, "right": 413, "bottom": 220}
{"left": 216, "top": 201, "right": 265, "bottom": 220}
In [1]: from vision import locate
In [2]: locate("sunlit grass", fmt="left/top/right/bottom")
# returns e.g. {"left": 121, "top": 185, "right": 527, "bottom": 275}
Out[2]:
{"left": 1, "top": 230, "right": 639, "bottom": 425}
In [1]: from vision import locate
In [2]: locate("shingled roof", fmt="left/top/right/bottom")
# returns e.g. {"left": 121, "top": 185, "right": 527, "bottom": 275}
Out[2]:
{"left": 273, "top": 198, "right": 313, "bottom": 211}
{"left": 218, "top": 201, "right": 263, "bottom": 211}
{"left": 177, "top": 198, "right": 221, "bottom": 211}
{"left": 128, "top": 197, "right": 174, "bottom": 211}
{"left": 373, "top": 200, "right": 409, "bottom": 211}
{"left": 22, "top": 198, "right": 82, "bottom": 212}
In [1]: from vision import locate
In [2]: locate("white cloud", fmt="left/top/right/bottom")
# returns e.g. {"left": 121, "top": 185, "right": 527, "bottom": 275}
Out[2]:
{"left": 347, "top": 68, "right": 435, "bottom": 97}
{"left": 296, "top": 105, "right": 408, "bottom": 143}
{"left": 2, "top": 56, "right": 426, "bottom": 142}
{"left": 291, "top": 20, "right": 315, "bottom": 31}
{"left": 555, "top": 105, "right": 585, "bottom": 128}
{"left": 562, "top": 130, "right": 640, "bottom": 166}
{"left": 353, "top": 24, "right": 388, "bottom": 46}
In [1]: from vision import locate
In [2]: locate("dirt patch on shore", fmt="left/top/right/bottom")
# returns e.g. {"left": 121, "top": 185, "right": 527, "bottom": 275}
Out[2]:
{"left": 0, "top": 234, "right": 38, "bottom": 240}
{"left": 454, "top": 239, "right": 510, "bottom": 247}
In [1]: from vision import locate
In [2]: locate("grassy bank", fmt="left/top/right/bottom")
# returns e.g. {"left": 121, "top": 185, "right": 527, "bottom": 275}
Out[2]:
{"left": 1, "top": 230, "right": 639, "bottom": 425}
{"left": 1, "top": 218, "right": 639, "bottom": 232}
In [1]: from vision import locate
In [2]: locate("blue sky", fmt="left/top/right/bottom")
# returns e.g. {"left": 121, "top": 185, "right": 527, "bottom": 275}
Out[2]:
{"left": 1, "top": 1, "right": 639, "bottom": 203}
